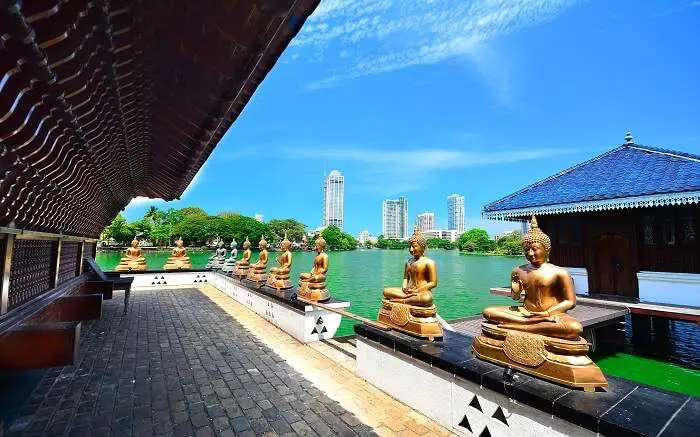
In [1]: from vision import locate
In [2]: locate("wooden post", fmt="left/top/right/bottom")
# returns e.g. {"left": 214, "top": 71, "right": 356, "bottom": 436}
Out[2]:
{"left": 0, "top": 234, "right": 15, "bottom": 315}
{"left": 51, "top": 239, "right": 62, "bottom": 289}
{"left": 77, "top": 241, "right": 85, "bottom": 275}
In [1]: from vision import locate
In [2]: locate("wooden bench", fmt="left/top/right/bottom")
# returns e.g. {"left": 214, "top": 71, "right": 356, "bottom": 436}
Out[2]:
{"left": 83, "top": 257, "right": 133, "bottom": 314}
{"left": 0, "top": 275, "right": 111, "bottom": 372}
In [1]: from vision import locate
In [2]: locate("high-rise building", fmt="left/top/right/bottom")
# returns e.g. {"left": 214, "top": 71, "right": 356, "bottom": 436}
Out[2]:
{"left": 447, "top": 194, "right": 465, "bottom": 233}
{"left": 323, "top": 170, "right": 344, "bottom": 230}
{"left": 382, "top": 196, "right": 408, "bottom": 239}
{"left": 357, "top": 230, "right": 370, "bottom": 245}
{"left": 416, "top": 212, "right": 435, "bottom": 232}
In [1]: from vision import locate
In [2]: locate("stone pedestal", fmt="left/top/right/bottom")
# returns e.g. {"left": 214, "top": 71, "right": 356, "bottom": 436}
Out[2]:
{"left": 377, "top": 300, "right": 442, "bottom": 340}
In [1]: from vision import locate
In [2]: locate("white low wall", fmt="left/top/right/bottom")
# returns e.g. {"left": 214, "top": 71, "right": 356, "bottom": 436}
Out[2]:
{"left": 124, "top": 271, "right": 350, "bottom": 343}
{"left": 566, "top": 267, "right": 589, "bottom": 295}
{"left": 637, "top": 271, "right": 700, "bottom": 307}
{"left": 357, "top": 338, "right": 595, "bottom": 437}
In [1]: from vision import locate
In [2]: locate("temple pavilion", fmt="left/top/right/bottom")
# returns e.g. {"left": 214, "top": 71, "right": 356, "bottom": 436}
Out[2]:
{"left": 0, "top": 0, "right": 319, "bottom": 371}
{"left": 483, "top": 133, "right": 700, "bottom": 307}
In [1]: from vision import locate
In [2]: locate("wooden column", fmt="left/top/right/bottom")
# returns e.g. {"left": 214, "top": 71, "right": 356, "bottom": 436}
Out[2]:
{"left": 51, "top": 238, "right": 62, "bottom": 289}
{"left": 77, "top": 241, "right": 85, "bottom": 275}
{"left": 0, "top": 234, "right": 15, "bottom": 315}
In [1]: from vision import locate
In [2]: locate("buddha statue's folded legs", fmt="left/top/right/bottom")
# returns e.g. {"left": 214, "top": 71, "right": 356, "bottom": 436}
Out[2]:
{"left": 483, "top": 306, "right": 582, "bottom": 340}
{"left": 383, "top": 288, "right": 433, "bottom": 307}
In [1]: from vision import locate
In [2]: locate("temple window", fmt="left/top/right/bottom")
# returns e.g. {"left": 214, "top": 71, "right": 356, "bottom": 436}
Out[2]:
{"left": 643, "top": 216, "right": 656, "bottom": 245}
{"left": 661, "top": 217, "right": 675, "bottom": 246}
{"left": 681, "top": 216, "right": 696, "bottom": 244}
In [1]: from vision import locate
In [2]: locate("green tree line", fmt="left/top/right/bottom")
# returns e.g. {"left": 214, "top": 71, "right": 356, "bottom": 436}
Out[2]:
{"left": 370, "top": 228, "right": 522, "bottom": 256}
{"left": 101, "top": 207, "right": 357, "bottom": 250}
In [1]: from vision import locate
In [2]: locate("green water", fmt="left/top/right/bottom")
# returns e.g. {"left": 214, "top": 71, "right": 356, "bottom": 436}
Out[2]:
{"left": 97, "top": 249, "right": 700, "bottom": 397}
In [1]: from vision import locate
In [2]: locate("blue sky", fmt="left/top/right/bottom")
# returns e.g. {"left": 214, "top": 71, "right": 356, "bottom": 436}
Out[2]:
{"left": 125, "top": 0, "right": 700, "bottom": 236}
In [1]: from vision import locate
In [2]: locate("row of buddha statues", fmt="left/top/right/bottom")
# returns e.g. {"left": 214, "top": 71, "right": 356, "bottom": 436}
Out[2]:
{"left": 113, "top": 216, "right": 606, "bottom": 389}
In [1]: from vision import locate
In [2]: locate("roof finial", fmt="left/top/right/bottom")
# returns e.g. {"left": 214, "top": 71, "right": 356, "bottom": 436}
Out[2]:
{"left": 624, "top": 131, "right": 634, "bottom": 144}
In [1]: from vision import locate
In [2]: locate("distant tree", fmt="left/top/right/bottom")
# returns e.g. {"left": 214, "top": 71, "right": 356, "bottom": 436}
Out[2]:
{"left": 268, "top": 218, "right": 307, "bottom": 243}
{"left": 144, "top": 206, "right": 160, "bottom": 224}
{"left": 493, "top": 231, "right": 523, "bottom": 255}
{"left": 320, "top": 225, "right": 357, "bottom": 250}
{"left": 426, "top": 238, "right": 455, "bottom": 250}
{"left": 179, "top": 206, "right": 208, "bottom": 217}
{"left": 375, "top": 235, "right": 387, "bottom": 249}
{"left": 218, "top": 215, "right": 270, "bottom": 247}
{"left": 217, "top": 211, "right": 240, "bottom": 218}
{"left": 457, "top": 228, "right": 494, "bottom": 253}
{"left": 103, "top": 214, "right": 136, "bottom": 245}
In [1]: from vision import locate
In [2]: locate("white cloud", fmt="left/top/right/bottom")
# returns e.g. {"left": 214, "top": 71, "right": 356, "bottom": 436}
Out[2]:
{"left": 283, "top": 145, "right": 580, "bottom": 196}
{"left": 123, "top": 161, "right": 207, "bottom": 212}
{"left": 292, "top": 0, "right": 581, "bottom": 94}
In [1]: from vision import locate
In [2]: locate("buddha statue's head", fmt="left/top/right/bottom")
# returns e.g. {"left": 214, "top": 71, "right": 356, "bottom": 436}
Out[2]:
{"left": 258, "top": 235, "right": 268, "bottom": 250}
{"left": 131, "top": 238, "right": 140, "bottom": 248}
{"left": 281, "top": 232, "right": 292, "bottom": 251}
{"left": 176, "top": 238, "right": 184, "bottom": 248}
{"left": 315, "top": 236, "right": 326, "bottom": 253}
{"left": 243, "top": 237, "right": 251, "bottom": 249}
{"left": 408, "top": 226, "right": 427, "bottom": 258}
{"left": 217, "top": 239, "right": 224, "bottom": 248}
{"left": 230, "top": 239, "right": 237, "bottom": 249}
{"left": 522, "top": 215, "right": 551, "bottom": 266}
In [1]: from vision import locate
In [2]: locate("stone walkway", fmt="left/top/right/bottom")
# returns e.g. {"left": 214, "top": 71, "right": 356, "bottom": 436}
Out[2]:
{"left": 2, "top": 286, "right": 452, "bottom": 437}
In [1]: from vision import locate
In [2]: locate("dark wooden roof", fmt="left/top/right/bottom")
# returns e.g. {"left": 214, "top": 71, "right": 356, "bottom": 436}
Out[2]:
{"left": 0, "top": 0, "right": 319, "bottom": 237}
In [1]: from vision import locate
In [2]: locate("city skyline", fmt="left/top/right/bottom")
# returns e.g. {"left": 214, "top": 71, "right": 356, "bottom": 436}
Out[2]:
{"left": 447, "top": 194, "right": 466, "bottom": 234}
{"left": 382, "top": 196, "right": 409, "bottom": 239}
{"left": 322, "top": 170, "right": 344, "bottom": 230}
{"left": 121, "top": 1, "right": 700, "bottom": 238}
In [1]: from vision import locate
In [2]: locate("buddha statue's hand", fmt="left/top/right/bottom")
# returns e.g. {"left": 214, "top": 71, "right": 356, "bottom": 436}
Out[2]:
{"left": 529, "top": 310, "right": 557, "bottom": 322}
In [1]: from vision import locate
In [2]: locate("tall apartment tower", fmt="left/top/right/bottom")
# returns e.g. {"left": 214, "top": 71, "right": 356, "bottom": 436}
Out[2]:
{"left": 447, "top": 194, "right": 465, "bottom": 233}
{"left": 416, "top": 212, "right": 435, "bottom": 232}
{"left": 382, "top": 196, "right": 408, "bottom": 239}
{"left": 322, "top": 170, "right": 344, "bottom": 230}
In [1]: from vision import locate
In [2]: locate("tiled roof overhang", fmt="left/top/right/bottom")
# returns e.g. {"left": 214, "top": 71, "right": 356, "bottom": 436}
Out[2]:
{"left": 0, "top": 0, "right": 319, "bottom": 237}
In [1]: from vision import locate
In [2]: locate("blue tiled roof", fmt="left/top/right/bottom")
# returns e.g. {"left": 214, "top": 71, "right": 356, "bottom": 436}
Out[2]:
{"left": 484, "top": 144, "right": 700, "bottom": 213}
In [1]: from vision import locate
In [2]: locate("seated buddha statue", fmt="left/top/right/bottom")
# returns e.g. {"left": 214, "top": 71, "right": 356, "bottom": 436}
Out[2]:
{"left": 377, "top": 227, "right": 442, "bottom": 339}
{"left": 206, "top": 240, "right": 227, "bottom": 270}
{"left": 221, "top": 240, "right": 238, "bottom": 273}
{"left": 266, "top": 233, "right": 293, "bottom": 290}
{"left": 246, "top": 236, "right": 269, "bottom": 284}
{"left": 115, "top": 238, "right": 147, "bottom": 272}
{"left": 298, "top": 236, "right": 330, "bottom": 302}
{"left": 232, "top": 237, "right": 252, "bottom": 279}
{"left": 472, "top": 216, "right": 607, "bottom": 391}
{"left": 163, "top": 238, "right": 192, "bottom": 270}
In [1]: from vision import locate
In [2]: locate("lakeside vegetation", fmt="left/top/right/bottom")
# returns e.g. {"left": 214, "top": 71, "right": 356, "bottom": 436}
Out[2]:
{"left": 101, "top": 207, "right": 357, "bottom": 250}
{"left": 102, "top": 206, "right": 522, "bottom": 255}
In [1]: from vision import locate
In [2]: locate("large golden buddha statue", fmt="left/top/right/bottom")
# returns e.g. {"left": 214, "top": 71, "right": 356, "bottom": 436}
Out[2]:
{"left": 163, "top": 238, "right": 192, "bottom": 270}
{"left": 246, "top": 236, "right": 269, "bottom": 284}
{"left": 298, "top": 236, "right": 330, "bottom": 302}
{"left": 472, "top": 216, "right": 607, "bottom": 390}
{"left": 115, "top": 238, "right": 147, "bottom": 272}
{"left": 266, "top": 233, "right": 293, "bottom": 290}
{"left": 377, "top": 227, "right": 442, "bottom": 339}
{"left": 232, "top": 237, "right": 252, "bottom": 279}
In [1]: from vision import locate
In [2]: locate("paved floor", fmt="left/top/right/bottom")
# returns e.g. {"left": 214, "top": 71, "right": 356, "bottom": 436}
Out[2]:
{"left": 2, "top": 287, "right": 379, "bottom": 437}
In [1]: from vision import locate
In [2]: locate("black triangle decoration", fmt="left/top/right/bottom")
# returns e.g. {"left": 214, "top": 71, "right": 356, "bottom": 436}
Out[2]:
{"left": 151, "top": 281, "right": 155, "bottom": 285}
{"left": 196, "top": 274, "right": 200, "bottom": 278}
{"left": 311, "top": 327, "right": 318, "bottom": 335}
{"left": 469, "top": 396, "right": 482, "bottom": 412}
{"left": 478, "top": 427, "right": 491, "bottom": 437}
{"left": 204, "top": 279, "right": 207, "bottom": 282}
{"left": 492, "top": 406, "right": 508, "bottom": 426}
{"left": 317, "top": 316, "right": 324, "bottom": 324}
{"left": 321, "top": 326, "right": 328, "bottom": 333}
{"left": 457, "top": 415, "right": 472, "bottom": 432}
{"left": 156, "top": 281, "right": 161, "bottom": 284}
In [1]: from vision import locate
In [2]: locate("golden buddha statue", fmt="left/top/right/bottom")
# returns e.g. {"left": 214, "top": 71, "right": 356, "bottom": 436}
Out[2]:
{"left": 163, "top": 238, "right": 192, "bottom": 270}
{"left": 377, "top": 227, "right": 442, "bottom": 339}
{"left": 246, "top": 235, "right": 269, "bottom": 284}
{"left": 298, "top": 236, "right": 331, "bottom": 302}
{"left": 472, "top": 216, "right": 607, "bottom": 391}
{"left": 266, "top": 233, "right": 293, "bottom": 290}
{"left": 232, "top": 237, "right": 252, "bottom": 279}
{"left": 115, "top": 238, "right": 147, "bottom": 272}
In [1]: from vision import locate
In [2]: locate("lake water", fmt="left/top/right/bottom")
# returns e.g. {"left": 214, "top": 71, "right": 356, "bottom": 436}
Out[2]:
{"left": 97, "top": 249, "right": 700, "bottom": 396}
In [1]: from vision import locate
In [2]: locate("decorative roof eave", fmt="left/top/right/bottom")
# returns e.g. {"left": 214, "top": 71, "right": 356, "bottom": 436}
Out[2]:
{"left": 482, "top": 190, "right": 700, "bottom": 221}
